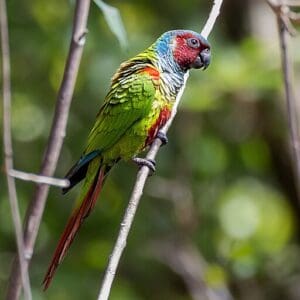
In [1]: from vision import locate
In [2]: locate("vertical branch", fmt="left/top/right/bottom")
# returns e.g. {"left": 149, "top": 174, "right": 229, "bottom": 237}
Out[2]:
{"left": 267, "top": 0, "right": 300, "bottom": 199}
{"left": 0, "top": 0, "right": 32, "bottom": 299}
{"left": 5, "top": 1, "right": 91, "bottom": 299}
{"left": 277, "top": 16, "right": 300, "bottom": 199}
{"left": 97, "top": 1, "right": 223, "bottom": 299}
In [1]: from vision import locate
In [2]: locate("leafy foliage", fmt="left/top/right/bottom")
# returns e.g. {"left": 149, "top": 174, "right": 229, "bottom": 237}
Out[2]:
{"left": 93, "top": 0, "right": 128, "bottom": 49}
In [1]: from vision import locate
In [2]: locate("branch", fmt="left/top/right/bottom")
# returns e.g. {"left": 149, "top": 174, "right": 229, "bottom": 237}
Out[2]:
{"left": 0, "top": 0, "right": 32, "bottom": 299}
{"left": 5, "top": 1, "right": 91, "bottom": 299}
{"left": 201, "top": 0, "right": 223, "bottom": 39}
{"left": 277, "top": 16, "right": 300, "bottom": 201}
{"left": 267, "top": 0, "right": 299, "bottom": 35}
{"left": 97, "top": 1, "right": 223, "bottom": 299}
{"left": 267, "top": 0, "right": 300, "bottom": 201}
{"left": 8, "top": 169, "right": 69, "bottom": 188}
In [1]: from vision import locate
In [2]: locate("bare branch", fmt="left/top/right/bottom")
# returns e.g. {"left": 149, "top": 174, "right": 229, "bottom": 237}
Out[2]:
{"left": 8, "top": 169, "right": 70, "bottom": 188}
{"left": 277, "top": 18, "right": 300, "bottom": 200}
{"left": 267, "top": 0, "right": 299, "bottom": 35}
{"left": 284, "top": 0, "right": 300, "bottom": 6}
{"left": 0, "top": 0, "right": 32, "bottom": 299}
{"left": 288, "top": 10, "right": 300, "bottom": 24}
{"left": 201, "top": 0, "right": 224, "bottom": 39}
{"left": 97, "top": 1, "right": 223, "bottom": 299}
{"left": 5, "top": 1, "right": 91, "bottom": 299}
{"left": 267, "top": 0, "right": 300, "bottom": 201}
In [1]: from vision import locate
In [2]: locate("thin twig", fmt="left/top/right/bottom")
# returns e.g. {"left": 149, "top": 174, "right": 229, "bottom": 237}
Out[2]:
{"left": 284, "top": 0, "right": 300, "bottom": 6}
{"left": 201, "top": 0, "right": 223, "bottom": 39}
{"left": 0, "top": 1, "right": 32, "bottom": 299}
{"left": 8, "top": 169, "right": 70, "bottom": 188}
{"left": 5, "top": 1, "right": 91, "bottom": 299}
{"left": 289, "top": 11, "right": 300, "bottom": 23}
{"left": 0, "top": 0, "right": 32, "bottom": 299}
{"left": 97, "top": 1, "right": 223, "bottom": 299}
{"left": 267, "top": 0, "right": 299, "bottom": 35}
{"left": 267, "top": 0, "right": 300, "bottom": 201}
{"left": 277, "top": 16, "right": 300, "bottom": 200}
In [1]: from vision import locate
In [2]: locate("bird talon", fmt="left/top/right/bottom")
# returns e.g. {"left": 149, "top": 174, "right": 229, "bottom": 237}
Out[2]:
{"left": 132, "top": 157, "right": 156, "bottom": 174}
{"left": 156, "top": 131, "right": 168, "bottom": 146}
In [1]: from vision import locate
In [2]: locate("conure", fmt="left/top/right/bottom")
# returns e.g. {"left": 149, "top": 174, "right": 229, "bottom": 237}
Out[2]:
{"left": 43, "top": 29, "right": 211, "bottom": 289}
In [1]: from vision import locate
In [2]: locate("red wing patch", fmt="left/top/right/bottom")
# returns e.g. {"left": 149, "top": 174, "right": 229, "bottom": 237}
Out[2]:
{"left": 141, "top": 66, "right": 160, "bottom": 80}
{"left": 145, "top": 107, "right": 171, "bottom": 146}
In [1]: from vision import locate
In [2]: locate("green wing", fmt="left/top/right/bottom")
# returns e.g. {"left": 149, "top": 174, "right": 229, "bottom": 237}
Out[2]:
{"left": 85, "top": 70, "right": 156, "bottom": 154}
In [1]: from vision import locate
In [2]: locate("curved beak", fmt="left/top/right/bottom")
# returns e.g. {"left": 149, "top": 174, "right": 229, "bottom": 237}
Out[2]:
{"left": 189, "top": 48, "right": 211, "bottom": 70}
{"left": 199, "top": 49, "right": 211, "bottom": 70}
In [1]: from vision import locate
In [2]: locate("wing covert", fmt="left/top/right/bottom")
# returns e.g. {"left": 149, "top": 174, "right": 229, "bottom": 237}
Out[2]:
{"left": 85, "top": 71, "right": 157, "bottom": 154}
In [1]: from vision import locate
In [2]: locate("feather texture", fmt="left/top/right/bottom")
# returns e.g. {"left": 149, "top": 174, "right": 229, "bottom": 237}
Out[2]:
{"left": 43, "top": 159, "right": 106, "bottom": 290}
{"left": 43, "top": 29, "right": 210, "bottom": 290}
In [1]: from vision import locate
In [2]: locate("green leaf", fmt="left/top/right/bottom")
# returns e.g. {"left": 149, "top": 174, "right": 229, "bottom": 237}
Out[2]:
{"left": 94, "top": 0, "right": 128, "bottom": 49}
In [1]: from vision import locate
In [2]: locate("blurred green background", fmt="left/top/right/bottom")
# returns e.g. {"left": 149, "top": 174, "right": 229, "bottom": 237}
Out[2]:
{"left": 1, "top": 0, "right": 300, "bottom": 299}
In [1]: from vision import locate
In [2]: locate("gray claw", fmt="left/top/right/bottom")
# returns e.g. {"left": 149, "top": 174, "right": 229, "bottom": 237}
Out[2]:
{"left": 132, "top": 157, "right": 156, "bottom": 173}
{"left": 157, "top": 131, "right": 168, "bottom": 146}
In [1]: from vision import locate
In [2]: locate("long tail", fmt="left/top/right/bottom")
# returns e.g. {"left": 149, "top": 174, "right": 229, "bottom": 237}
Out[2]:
{"left": 43, "top": 158, "right": 108, "bottom": 290}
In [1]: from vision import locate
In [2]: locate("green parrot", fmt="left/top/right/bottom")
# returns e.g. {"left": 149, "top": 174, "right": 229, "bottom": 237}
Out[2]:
{"left": 43, "top": 29, "right": 211, "bottom": 289}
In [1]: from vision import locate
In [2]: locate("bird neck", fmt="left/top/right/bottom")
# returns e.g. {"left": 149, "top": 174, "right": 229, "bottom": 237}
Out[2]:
{"left": 145, "top": 45, "right": 187, "bottom": 101}
{"left": 121, "top": 46, "right": 188, "bottom": 102}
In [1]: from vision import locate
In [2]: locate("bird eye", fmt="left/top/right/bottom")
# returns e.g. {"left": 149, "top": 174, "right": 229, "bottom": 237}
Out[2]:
{"left": 187, "top": 38, "right": 200, "bottom": 48}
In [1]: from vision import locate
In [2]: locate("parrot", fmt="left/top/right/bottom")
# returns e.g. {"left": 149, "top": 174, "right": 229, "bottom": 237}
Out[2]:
{"left": 43, "top": 29, "right": 211, "bottom": 289}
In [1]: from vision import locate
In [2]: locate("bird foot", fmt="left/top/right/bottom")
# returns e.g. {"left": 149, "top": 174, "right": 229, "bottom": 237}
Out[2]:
{"left": 132, "top": 157, "right": 156, "bottom": 174}
{"left": 156, "top": 130, "right": 168, "bottom": 146}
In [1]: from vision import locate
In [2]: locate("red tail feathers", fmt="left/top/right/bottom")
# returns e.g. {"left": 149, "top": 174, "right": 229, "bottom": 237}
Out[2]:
{"left": 43, "top": 167, "right": 105, "bottom": 290}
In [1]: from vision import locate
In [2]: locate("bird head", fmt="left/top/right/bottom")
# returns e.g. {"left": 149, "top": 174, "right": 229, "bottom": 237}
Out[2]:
{"left": 155, "top": 30, "right": 211, "bottom": 72}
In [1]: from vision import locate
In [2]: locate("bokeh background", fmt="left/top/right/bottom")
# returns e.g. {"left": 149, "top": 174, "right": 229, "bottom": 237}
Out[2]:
{"left": 1, "top": 0, "right": 300, "bottom": 299}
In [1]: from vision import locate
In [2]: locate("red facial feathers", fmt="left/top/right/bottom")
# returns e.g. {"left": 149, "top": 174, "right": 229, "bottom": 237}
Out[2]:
{"left": 173, "top": 32, "right": 208, "bottom": 69}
